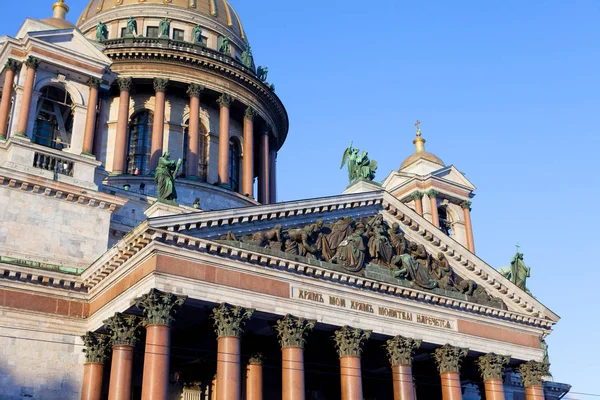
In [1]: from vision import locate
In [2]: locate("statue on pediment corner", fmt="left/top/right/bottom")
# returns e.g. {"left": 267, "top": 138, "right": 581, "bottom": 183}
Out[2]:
{"left": 498, "top": 251, "right": 532, "bottom": 295}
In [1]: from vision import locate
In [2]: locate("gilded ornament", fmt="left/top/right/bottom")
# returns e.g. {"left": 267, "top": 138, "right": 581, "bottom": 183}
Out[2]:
{"left": 476, "top": 353, "right": 510, "bottom": 380}
{"left": 333, "top": 326, "right": 371, "bottom": 358}
{"left": 133, "top": 288, "right": 187, "bottom": 326}
{"left": 212, "top": 303, "right": 254, "bottom": 338}
{"left": 103, "top": 313, "right": 144, "bottom": 346}
{"left": 275, "top": 314, "right": 315, "bottom": 349}
{"left": 518, "top": 360, "right": 550, "bottom": 387}
{"left": 385, "top": 335, "right": 422, "bottom": 366}
{"left": 433, "top": 344, "right": 469, "bottom": 373}
{"left": 81, "top": 332, "right": 110, "bottom": 363}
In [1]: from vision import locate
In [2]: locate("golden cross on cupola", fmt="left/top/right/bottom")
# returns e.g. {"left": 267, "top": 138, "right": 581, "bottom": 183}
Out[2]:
{"left": 415, "top": 120, "right": 421, "bottom": 136}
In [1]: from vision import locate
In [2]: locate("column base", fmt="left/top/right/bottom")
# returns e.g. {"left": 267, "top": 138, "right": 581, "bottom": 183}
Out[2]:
{"left": 14, "top": 133, "right": 30, "bottom": 139}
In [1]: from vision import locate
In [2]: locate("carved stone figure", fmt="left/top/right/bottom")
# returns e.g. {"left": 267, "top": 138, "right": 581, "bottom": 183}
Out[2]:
{"left": 158, "top": 17, "right": 170, "bottom": 38}
{"left": 251, "top": 224, "right": 282, "bottom": 246}
{"left": 155, "top": 151, "right": 182, "bottom": 202}
{"left": 326, "top": 216, "right": 353, "bottom": 251}
{"left": 341, "top": 142, "right": 377, "bottom": 184}
{"left": 95, "top": 21, "right": 108, "bottom": 41}
{"left": 241, "top": 43, "right": 253, "bottom": 69}
{"left": 331, "top": 224, "right": 366, "bottom": 272}
{"left": 498, "top": 251, "right": 531, "bottom": 294}
{"left": 257, "top": 66, "right": 268, "bottom": 82}
{"left": 192, "top": 25, "right": 204, "bottom": 44}
{"left": 390, "top": 253, "right": 438, "bottom": 290}
{"left": 218, "top": 36, "right": 231, "bottom": 54}
{"left": 287, "top": 218, "right": 324, "bottom": 258}
{"left": 388, "top": 222, "right": 408, "bottom": 256}
{"left": 125, "top": 17, "right": 137, "bottom": 37}
{"left": 366, "top": 214, "right": 393, "bottom": 265}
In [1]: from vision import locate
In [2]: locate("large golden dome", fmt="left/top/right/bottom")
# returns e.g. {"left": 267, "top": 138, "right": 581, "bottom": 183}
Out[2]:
{"left": 77, "top": 0, "right": 247, "bottom": 41}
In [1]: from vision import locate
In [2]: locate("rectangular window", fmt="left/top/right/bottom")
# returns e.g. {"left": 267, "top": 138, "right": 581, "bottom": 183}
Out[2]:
{"left": 120, "top": 27, "right": 127, "bottom": 38}
{"left": 172, "top": 29, "right": 185, "bottom": 42}
{"left": 146, "top": 26, "right": 159, "bottom": 38}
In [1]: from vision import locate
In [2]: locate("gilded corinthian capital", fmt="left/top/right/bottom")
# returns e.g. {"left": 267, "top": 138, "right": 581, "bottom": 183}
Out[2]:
{"left": 275, "top": 314, "right": 315, "bottom": 349}
{"left": 133, "top": 289, "right": 187, "bottom": 326}
{"left": 103, "top": 313, "right": 144, "bottom": 346}
{"left": 24, "top": 56, "right": 40, "bottom": 70}
{"left": 153, "top": 78, "right": 169, "bottom": 93}
{"left": 217, "top": 94, "right": 232, "bottom": 108}
{"left": 81, "top": 332, "right": 111, "bottom": 364}
{"left": 187, "top": 83, "right": 204, "bottom": 98}
{"left": 4, "top": 59, "right": 21, "bottom": 72}
{"left": 477, "top": 353, "right": 510, "bottom": 380}
{"left": 385, "top": 335, "right": 422, "bottom": 366}
{"left": 518, "top": 360, "right": 550, "bottom": 387}
{"left": 434, "top": 344, "right": 469, "bottom": 373}
{"left": 117, "top": 77, "right": 133, "bottom": 92}
{"left": 333, "top": 326, "right": 371, "bottom": 358}
{"left": 212, "top": 303, "right": 254, "bottom": 338}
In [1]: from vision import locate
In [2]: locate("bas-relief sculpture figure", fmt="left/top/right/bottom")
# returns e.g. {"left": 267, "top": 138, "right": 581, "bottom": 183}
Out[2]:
{"left": 341, "top": 141, "right": 378, "bottom": 185}
{"left": 158, "top": 17, "right": 170, "bottom": 38}
{"left": 95, "top": 21, "right": 108, "bottom": 41}
{"left": 125, "top": 17, "right": 137, "bottom": 37}
{"left": 155, "top": 151, "right": 182, "bottom": 203}
{"left": 498, "top": 250, "right": 532, "bottom": 295}
{"left": 218, "top": 36, "right": 231, "bottom": 54}
{"left": 222, "top": 214, "right": 506, "bottom": 309}
{"left": 191, "top": 24, "right": 204, "bottom": 44}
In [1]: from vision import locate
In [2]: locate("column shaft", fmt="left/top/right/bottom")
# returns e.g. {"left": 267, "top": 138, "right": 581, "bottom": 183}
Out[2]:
{"left": 113, "top": 88, "right": 131, "bottom": 174}
{"left": 83, "top": 84, "right": 99, "bottom": 154}
{"left": 440, "top": 371, "right": 462, "bottom": 400}
{"left": 414, "top": 198, "right": 423, "bottom": 216}
{"left": 269, "top": 149, "right": 277, "bottom": 203}
{"left": 216, "top": 336, "right": 241, "bottom": 400}
{"left": 282, "top": 347, "right": 304, "bottom": 400}
{"left": 81, "top": 362, "right": 104, "bottom": 400}
{"left": 430, "top": 196, "right": 439, "bottom": 228}
{"left": 108, "top": 344, "right": 134, "bottom": 400}
{"left": 259, "top": 132, "right": 270, "bottom": 204}
{"left": 525, "top": 386, "right": 545, "bottom": 400}
{"left": 0, "top": 67, "right": 17, "bottom": 137}
{"left": 483, "top": 378, "right": 505, "bottom": 400}
{"left": 141, "top": 324, "right": 171, "bottom": 400}
{"left": 218, "top": 104, "right": 230, "bottom": 186}
{"left": 392, "top": 364, "right": 415, "bottom": 400}
{"left": 246, "top": 363, "right": 263, "bottom": 400}
{"left": 463, "top": 207, "right": 475, "bottom": 252}
{"left": 150, "top": 90, "right": 166, "bottom": 170}
{"left": 340, "top": 355, "right": 363, "bottom": 400}
{"left": 16, "top": 65, "right": 37, "bottom": 135}
{"left": 242, "top": 117, "right": 254, "bottom": 197}
{"left": 187, "top": 95, "right": 200, "bottom": 177}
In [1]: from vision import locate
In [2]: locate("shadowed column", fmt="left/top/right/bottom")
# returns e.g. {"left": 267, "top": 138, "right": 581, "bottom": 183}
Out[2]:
{"left": 411, "top": 191, "right": 424, "bottom": 216}
{"left": 258, "top": 130, "right": 270, "bottom": 204}
{"left": 104, "top": 313, "right": 143, "bottom": 400}
{"left": 461, "top": 201, "right": 476, "bottom": 252}
{"left": 217, "top": 94, "right": 232, "bottom": 186}
{"left": 186, "top": 83, "right": 203, "bottom": 177}
{"left": 434, "top": 344, "right": 469, "bottom": 400}
{"left": 15, "top": 56, "right": 40, "bottom": 137}
{"left": 113, "top": 77, "right": 132, "bottom": 174}
{"left": 0, "top": 59, "right": 21, "bottom": 138}
{"left": 80, "top": 332, "right": 110, "bottom": 400}
{"left": 426, "top": 189, "right": 440, "bottom": 228}
{"left": 150, "top": 78, "right": 169, "bottom": 170}
{"left": 275, "top": 314, "right": 316, "bottom": 400}
{"left": 519, "top": 361, "right": 549, "bottom": 400}
{"left": 477, "top": 353, "right": 510, "bottom": 400}
{"left": 82, "top": 77, "right": 101, "bottom": 155}
{"left": 245, "top": 354, "right": 263, "bottom": 400}
{"left": 135, "top": 289, "right": 187, "bottom": 400}
{"left": 242, "top": 107, "right": 255, "bottom": 197}
{"left": 385, "top": 336, "right": 421, "bottom": 400}
{"left": 333, "top": 326, "right": 371, "bottom": 400}
{"left": 212, "top": 303, "right": 254, "bottom": 400}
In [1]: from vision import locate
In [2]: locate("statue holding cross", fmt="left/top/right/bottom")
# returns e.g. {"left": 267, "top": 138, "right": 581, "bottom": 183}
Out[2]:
{"left": 498, "top": 245, "right": 532, "bottom": 295}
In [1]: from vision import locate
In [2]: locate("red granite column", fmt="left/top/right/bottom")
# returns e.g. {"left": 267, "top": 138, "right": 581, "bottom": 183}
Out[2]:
{"left": 333, "top": 326, "right": 371, "bottom": 400}
{"left": 427, "top": 190, "right": 440, "bottom": 228}
{"left": 113, "top": 77, "right": 132, "bottom": 174}
{"left": 217, "top": 94, "right": 232, "bottom": 186}
{"left": 212, "top": 303, "right": 254, "bottom": 400}
{"left": 242, "top": 107, "right": 255, "bottom": 197}
{"left": 134, "top": 289, "right": 186, "bottom": 400}
{"left": 258, "top": 130, "right": 270, "bottom": 204}
{"left": 15, "top": 56, "right": 40, "bottom": 137}
{"left": 519, "top": 361, "right": 549, "bottom": 400}
{"left": 276, "top": 315, "right": 315, "bottom": 400}
{"left": 80, "top": 332, "right": 110, "bottom": 400}
{"left": 245, "top": 354, "right": 263, "bottom": 400}
{"left": 386, "top": 336, "right": 421, "bottom": 400}
{"left": 434, "top": 344, "right": 469, "bottom": 400}
{"left": 269, "top": 149, "right": 277, "bottom": 203}
{"left": 104, "top": 313, "right": 143, "bottom": 400}
{"left": 477, "top": 353, "right": 510, "bottom": 400}
{"left": 186, "top": 83, "right": 203, "bottom": 177}
{"left": 461, "top": 201, "right": 475, "bottom": 253}
{"left": 82, "top": 77, "right": 100, "bottom": 155}
{"left": 411, "top": 192, "right": 424, "bottom": 216}
{"left": 150, "top": 78, "right": 168, "bottom": 170}
{"left": 0, "top": 59, "right": 20, "bottom": 138}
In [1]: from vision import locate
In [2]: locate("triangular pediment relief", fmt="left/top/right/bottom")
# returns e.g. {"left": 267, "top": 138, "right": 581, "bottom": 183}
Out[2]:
{"left": 145, "top": 191, "right": 557, "bottom": 326}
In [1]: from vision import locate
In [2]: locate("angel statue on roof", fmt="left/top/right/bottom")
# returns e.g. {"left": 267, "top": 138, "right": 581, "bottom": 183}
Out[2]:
{"left": 340, "top": 141, "right": 378, "bottom": 185}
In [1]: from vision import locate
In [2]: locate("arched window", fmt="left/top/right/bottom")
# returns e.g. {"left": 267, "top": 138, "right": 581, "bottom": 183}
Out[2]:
{"left": 229, "top": 137, "right": 241, "bottom": 192}
{"left": 32, "top": 85, "right": 73, "bottom": 149}
{"left": 127, "top": 110, "right": 153, "bottom": 175}
{"left": 438, "top": 206, "right": 453, "bottom": 237}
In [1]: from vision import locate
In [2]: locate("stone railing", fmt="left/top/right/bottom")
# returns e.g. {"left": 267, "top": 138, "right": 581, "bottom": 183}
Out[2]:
{"left": 0, "top": 136, "right": 101, "bottom": 190}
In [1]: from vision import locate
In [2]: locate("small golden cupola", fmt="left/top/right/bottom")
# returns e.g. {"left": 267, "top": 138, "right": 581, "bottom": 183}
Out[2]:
{"left": 399, "top": 120, "right": 445, "bottom": 170}
{"left": 41, "top": 0, "right": 76, "bottom": 29}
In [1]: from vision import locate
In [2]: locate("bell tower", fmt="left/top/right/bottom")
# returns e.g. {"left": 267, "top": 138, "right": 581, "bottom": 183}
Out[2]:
{"left": 381, "top": 122, "right": 477, "bottom": 253}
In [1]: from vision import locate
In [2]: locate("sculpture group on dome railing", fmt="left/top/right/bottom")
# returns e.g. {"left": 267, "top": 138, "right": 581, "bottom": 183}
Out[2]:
{"left": 221, "top": 215, "right": 506, "bottom": 309}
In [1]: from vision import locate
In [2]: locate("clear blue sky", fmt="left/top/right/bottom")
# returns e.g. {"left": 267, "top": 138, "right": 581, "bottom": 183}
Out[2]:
{"left": 5, "top": 0, "right": 599, "bottom": 397}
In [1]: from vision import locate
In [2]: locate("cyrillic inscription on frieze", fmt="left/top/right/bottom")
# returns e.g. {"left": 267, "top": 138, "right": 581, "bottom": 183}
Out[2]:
{"left": 291, "top": 286, "right": 454, "bottom": 330}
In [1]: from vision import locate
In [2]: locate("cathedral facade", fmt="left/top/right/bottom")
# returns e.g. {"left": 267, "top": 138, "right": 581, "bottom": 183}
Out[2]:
{"left": 0, "top": 1, "right": 570, "bottom": 399}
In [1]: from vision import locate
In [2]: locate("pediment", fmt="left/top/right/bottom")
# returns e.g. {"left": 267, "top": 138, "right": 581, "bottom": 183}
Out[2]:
{"left": 431, "top": 165, "right": 476, "bottom": 191}
{"left": 147, "top": 191, "right": 558, "bottom": 326}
